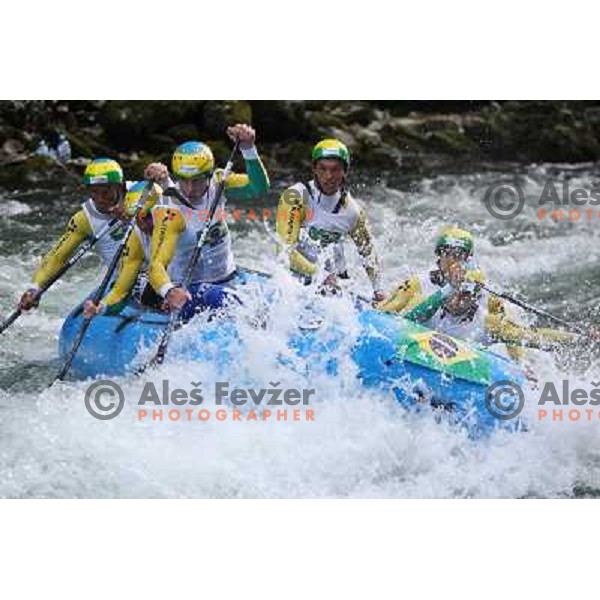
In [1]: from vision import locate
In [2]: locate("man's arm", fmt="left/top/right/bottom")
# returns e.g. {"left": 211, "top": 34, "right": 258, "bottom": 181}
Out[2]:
{"left": 275, "top": 187, "right": 317, "bottom": 277}
{"left": 485, "top": 297, "right": 578, "bottom": 351}
{"left": 220, "top": 146, "right": 270, "bottom": 200}
{"left": 349, "top": 209, "right": 383, "bottom": 295}
{"left": 148, "top": 207, "right": 187, "bottom": 298}
{"left": 31, "top": 209, "right": 92, "bottom": 289}
{"left": 101, "top": 232, "right": 146, "bottom": 314}
{"left": 221, "top": 123, "right": 270, "bottom": 200}
{"left": 376, "top": 276, "right": 423, "bottom": 314}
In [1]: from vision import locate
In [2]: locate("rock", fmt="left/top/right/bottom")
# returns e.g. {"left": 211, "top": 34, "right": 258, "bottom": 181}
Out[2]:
{"left": 204, "top": 140, "right": 233, "bottom": 167}
{"left": 478, "top": 101, "right": 600, "bottom": 162}
{"left": 351, "top": 125, "right": 382, "bottom": 150}
{"left": 326, "top": 128, "right": 357, "bottom": 148}
{"left": 250, "top": 101, "right": 318, "bottom": 142}
{"left": 380, "top": 118, "right": 430, "bottom": 152}
{"left": 145, "top": 133, "right": 177, "bottom": 154}
{"left": 327, "top": 101, "right": 376, "bottom": 126}
{"left": 203, "top": 101, "right": 252, "bottom": 136}
{"left": 354, "top": 145, "right": 403, "bottom": 170}
{"left": 99, "top": 101, "right": 205, "bottom": 151}
{"left": 122, "top": 153, "right": 162, "bottom": 181}
{"left": 4, "top": 100, "right": 600, "bottom": 191}
{"left": 0, "top": 155, "right": 79, "bottom": 190}
{"left": 460, "top": 115, "right": 489, "bottom": 148}
{"left": 66, "top": 128, "right": 113, "bottom": 159}
{"left": 166, "top": 123, "right": 201, "bottom": 143}
{"left": 2, "top": 139, "right": 25, "bottom": 156}
{"left": 270, "top": 141, "right": 314, "bottom": 172}
{"left": 371, "top": 101, "right": 491, "bottom": 116}
{"left": 305, "top": 110, "right": 347, "bottom": 132}
{"left": 584, "top": 106, "right": 600, "bottom": 129}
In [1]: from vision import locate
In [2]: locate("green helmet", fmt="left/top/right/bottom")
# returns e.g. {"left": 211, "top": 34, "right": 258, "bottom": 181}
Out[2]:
{"left": 435, "top": 227, "right": 474, "bottom": 256}
{"left": 312, "top": 139, "right": 350, "bottom": 170}
{"left": 83, "top": 158, "right": 124, "bottom": 186}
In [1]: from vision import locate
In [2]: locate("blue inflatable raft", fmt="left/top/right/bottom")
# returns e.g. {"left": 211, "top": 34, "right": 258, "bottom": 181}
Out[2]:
{"left": 59, "top": 269, "right": 527, "bottom": 436}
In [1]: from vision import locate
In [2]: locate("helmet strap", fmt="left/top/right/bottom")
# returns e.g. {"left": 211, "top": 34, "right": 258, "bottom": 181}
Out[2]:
{"left": 116, "top": 183, "right": 126, "bottom": 204}
{"left": 202, "top": 171, "right": 213, "bottom": 200}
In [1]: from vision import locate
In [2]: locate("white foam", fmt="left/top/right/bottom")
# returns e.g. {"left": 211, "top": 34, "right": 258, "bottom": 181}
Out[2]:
{"left": 2, "top": 168, "right": 600, "bottom": 498}
{"left": 0, "top": 200, "right": 32, "bottom": 217}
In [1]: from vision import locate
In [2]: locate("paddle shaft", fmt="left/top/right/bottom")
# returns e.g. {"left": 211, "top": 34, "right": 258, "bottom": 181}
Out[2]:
{"left": 53, "top": 181, "right": 155, "bottom": 383}
{"left": 162, "top": 186, "right": 195, "bottom": 209}
{"left": 483, "top": 285, "right": 585, "bottom": 335}
{"left": 143, "top": 140, "right": 240, "bottom": 370}
{"left": 0, "top": 216, "right": 122, "bottom": 336}
{"left": 0, "top": 309, "right": 21, "bottom": 335}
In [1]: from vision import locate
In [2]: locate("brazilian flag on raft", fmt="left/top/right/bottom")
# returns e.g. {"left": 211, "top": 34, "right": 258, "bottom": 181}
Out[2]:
{"left": 395, "top": 318, "right": 493, "bottom": 385}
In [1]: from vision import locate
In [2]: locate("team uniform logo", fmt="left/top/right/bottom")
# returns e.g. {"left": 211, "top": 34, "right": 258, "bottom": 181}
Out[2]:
{"left": 109, "top": 223, "right": 126, "bottom": 241}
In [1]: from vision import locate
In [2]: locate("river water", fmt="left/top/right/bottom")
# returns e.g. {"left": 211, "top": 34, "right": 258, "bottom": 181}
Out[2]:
{"left": 1, "top": 162, "right": 600, "bottom": 498}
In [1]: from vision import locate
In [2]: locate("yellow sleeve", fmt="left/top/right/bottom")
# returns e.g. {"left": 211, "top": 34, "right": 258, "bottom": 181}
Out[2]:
{"left": 465, "top": 266, "right": 486, "bottom": 286}
{"left": 506, "top": 345, "right": 527, "bottom": 362}
{"left": 485, "top": 297, "right": 577, "bottom": 350}
{"left": 148, "top": 207, "right": 186, "bottom": 296}
{"left": 376, "top": 275, "right": 422, "bottom": 314}
{"left": 32, "top": 210, "right": 92, "bottom": 288}
{"left": 487, "top": 294, "right": 505, "bottom": 316}
{"left": 485, "top": 299, "right": 527, "bottom": 362}
{"left": 530, "top": 327, "right": 578, "bottom": 346}
{"left": 275, "top": 187, "right": 317, "bottom": 277}
{"left": 485, "top": 297, "right": 523, "bottom": 361}
{"left": 349, "top": 209, "right": 382, "bottom": 290}
{"left": 288, "top": 249, "right": 318, "bottom": 276}
{"left": 102, "top": 231, "right": 145, "bottom": 312}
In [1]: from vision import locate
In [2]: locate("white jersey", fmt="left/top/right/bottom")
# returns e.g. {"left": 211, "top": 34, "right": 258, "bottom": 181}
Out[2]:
{"left": 292, "top": 180, "right": 362, "bottom": 275}
{"left": 80, "top": 180, "right": 138, "bottom": 267}
{"left": 154, "top": 178, "right": 235, "bottom": 284}
{"left": 415, "top": 269, "right": 487, "bottom": 343}
{"left": 81, "top": 198, "right": 124, "bottom": 267}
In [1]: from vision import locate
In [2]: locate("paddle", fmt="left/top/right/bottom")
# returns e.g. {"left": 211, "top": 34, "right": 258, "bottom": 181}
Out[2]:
{"left": 137, "top": 140, "right": 240, "bottom": 373}
{"left": 0, "top": 216, "right": 123, "bottom": 336}
{"left": 162, "top": 186, "right": 195, "bottom": 209}
{"left": 483, "top": 284, "right": 586, "bottom": 336}
{"left": 51, "top": 180, "right": 155, "bottom": 383}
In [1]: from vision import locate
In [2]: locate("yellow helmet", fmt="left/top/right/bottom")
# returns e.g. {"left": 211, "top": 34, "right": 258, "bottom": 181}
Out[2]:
{"left": 83, "top": 158, "right": 123, "bottom": 186}
{"left": 435, "top": 226, "right": 474, "bottom": 256}
{"left": 171, "top": 141, "right": 215, "bottom": 179}
{"left": 123, "top": 181, "right": 162, "bottom": 220}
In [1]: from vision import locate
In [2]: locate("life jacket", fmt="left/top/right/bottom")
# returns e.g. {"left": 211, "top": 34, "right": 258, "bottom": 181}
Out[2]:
{"left": 154, "top": 176, "right": 235, "bottom": 284}
{"left": 294, "top": 179, "right": 361, "bottom": 276}
{"left": 412, "top": 268, "right": 487, "bottom": 343}
{"left": 81, "top": 198, "right": 126, "bottom": 267}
